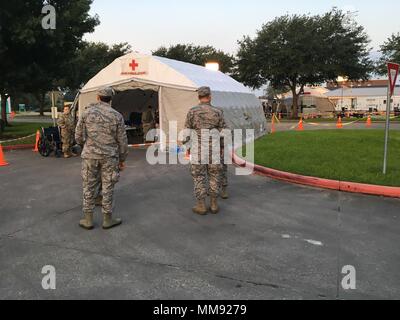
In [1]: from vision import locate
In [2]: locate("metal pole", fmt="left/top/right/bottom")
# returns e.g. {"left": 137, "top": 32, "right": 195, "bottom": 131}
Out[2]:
{"left": 341, "top": 84, "right": 344, "bottom": 111}
{"left": 383, "top": 79, "right": 391, "bottom": 175}
{"left": 51, "top": 91, "right": 56, "bottom": 127}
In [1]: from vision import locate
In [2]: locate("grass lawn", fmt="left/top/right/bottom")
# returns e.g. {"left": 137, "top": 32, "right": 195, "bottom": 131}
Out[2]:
{"left": 0, "top": 122, "right": 50, "bottom": 146}
{"left": 279, "top": 117, "right": 400, "bottom": 123}
{"left": 242, "top": 130, "right": 400, "bottom": 187}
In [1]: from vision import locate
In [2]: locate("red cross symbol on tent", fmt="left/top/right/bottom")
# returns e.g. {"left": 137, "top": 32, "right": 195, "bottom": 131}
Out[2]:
{"left": 129, "top": 59, "right": 139, "bottom": 71}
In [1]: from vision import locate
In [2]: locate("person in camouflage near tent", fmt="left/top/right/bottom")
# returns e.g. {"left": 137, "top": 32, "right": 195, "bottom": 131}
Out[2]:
{"left": 58, "top": 104, "right": 77, "bottom": 158}
{"left": 184, "top": 86, "right": 227, "bottom": 215}
{"left": 215, "top": 106, "right": 230, "bottom": 200}
{"left": 142, "top": 105, "right": 154, "bottom": 143}
{"left": 75, "top": 87, "right": 128, "bottom": 230}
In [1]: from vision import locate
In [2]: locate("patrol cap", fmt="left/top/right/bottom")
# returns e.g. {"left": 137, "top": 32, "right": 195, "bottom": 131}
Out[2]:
{"left": 197, "top": 86, "right": 211, "bottom": 98}
{"left": 97, "top": 87, "right": 115, "bottom": 98}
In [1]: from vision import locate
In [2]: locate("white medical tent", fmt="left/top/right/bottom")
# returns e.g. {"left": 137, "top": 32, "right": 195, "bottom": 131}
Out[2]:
{"left": 77, "top": 52, "right": 267, "bottom": 149}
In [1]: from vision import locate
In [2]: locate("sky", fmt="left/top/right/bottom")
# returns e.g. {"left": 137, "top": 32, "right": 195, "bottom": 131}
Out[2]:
{"left": 85, "top": 0, "right": 400, "bottom": 55}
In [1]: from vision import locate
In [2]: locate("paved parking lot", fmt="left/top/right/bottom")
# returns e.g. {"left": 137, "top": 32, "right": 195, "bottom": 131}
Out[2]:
{"left": 0, "top": 148, "right": 399, "bottom": 299}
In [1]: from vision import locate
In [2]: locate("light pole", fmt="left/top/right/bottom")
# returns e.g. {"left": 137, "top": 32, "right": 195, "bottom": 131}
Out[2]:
{"left": 338, "top": 76, "right": 348, "bottom": 112}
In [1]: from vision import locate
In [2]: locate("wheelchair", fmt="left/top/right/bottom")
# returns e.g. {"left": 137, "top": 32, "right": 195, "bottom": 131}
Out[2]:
{"left": 37, "top": 126, "right": 63, "bottom": 158}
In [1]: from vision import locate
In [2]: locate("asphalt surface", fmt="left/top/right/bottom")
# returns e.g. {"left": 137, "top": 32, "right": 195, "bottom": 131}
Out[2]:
{"left": 0, "top": 146, "right": 399, "bottom": 300}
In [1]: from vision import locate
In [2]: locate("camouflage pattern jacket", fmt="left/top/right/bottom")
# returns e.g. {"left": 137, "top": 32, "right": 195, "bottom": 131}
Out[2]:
{"left": 75, "top": 102, "right": 128, "bottom": 161}
{"left": 184, "top": 102, "right": 227, "bottom": 163}
{"left": 57, "top": 113, "right": 75, "bottom": 135}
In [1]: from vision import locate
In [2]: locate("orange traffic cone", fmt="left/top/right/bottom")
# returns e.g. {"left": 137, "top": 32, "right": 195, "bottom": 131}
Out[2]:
{"left": 271, "top": 116, "right": 276, "bottom": 134}
{"left": 297, "top": 118, "right": 304, "bottom": 131}
{"left": 336, "top": 116, "right": 343, "bottom": 129}
{"left": 0, "top": 145, "right": 9, "bottom": 166}
{"left": 10, "top": 111, "right": 16, "bottom": 121}
{"left": 33, "top": 130, "right": 40, "bottom": 152}
{"left": 366, "top": 115, "right": 372, "bottom": 128}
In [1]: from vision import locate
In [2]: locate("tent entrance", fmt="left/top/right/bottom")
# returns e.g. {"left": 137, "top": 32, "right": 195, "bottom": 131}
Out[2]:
{"left": 112, "top": 88, "right": 159, "bottom": 145}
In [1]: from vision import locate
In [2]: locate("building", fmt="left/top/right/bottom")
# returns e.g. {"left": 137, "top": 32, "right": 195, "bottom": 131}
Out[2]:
{"left": 326, "top": 79, "right": 390, "bottom": 90}
{"left": 281, "top": 86, "right": 335, "bottom": 115}
{"left": 325, "top": 87, "right": 400, "bottom": 112}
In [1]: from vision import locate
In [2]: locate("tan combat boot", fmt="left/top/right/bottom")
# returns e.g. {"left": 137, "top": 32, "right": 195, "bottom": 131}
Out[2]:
{"left": 64, "top": 153, "right": 72, "bottom": 159}
{"left": 220, "top": 187, "right": 229, "bottom": 200}
{"left": 192, "top": 199, "right": 208, "bottom": 215}
{"left": 210, "top": 196, "right": 219, "bottom": 214}
{"left": 79, "top": 212, "right": 94, "bottom": 230}
{"left": 103, "top": 214, "right": 122, "bottom": 230}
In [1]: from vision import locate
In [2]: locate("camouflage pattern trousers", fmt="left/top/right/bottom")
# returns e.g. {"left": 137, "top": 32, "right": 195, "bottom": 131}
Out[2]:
{"left": 191, "top": 164, "right": 222, "bottom": 200}
{"left": 221, "top": 164, "right": 228, "bottom": 188}
{"left": 221, "top": 146, "right": 228, "bottom": 188}
{"left": 82, "top": 158, "right": 120, "bottom": 215}
{"left": 61, "top": 131, "right": 74, "bottom": 154}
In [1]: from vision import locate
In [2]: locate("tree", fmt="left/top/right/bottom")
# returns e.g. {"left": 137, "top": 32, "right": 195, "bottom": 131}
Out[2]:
{"left": 236, "top": 9, "right": 373, "bottom": 118}
{"left": 26, "top": 0, "right": 99, "bottom": 115}
{"left": 0, "top": 0, "right": 99, "bottom": 120}
{"left": 377, "top": 33, "right": 400, "bottom": 75}
{"left": 0, "top": 1, "right": 40, "bottom": 124}
{"left": 64, "top": 42, "right": 132, "bottom": 92}
{"left": 152, "top": 44, "right": 235, "bottom": 74}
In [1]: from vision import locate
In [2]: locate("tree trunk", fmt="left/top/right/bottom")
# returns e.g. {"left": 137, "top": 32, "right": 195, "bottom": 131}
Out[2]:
{"left": 39, "top": 92, "right": 45, "bottom": 116}
{"left": 1, "top": 93, "right": 9, "bottom": 126}
{"left": 35, "top": 92, "right": 46, "bottom": 116}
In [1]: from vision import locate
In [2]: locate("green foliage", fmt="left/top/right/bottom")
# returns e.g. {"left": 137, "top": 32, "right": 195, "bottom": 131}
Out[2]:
{"left": 377, "top": 33, "right": 400, "bottom": 75}
{"left": 64, "top": 41, "right": 132, "bottom": 91}
{"left": 0, "top": 0, "right": 99, "bottom": 117}
{"left": 152, "top": 44, "right": 235, "bottom": 74}
{"left": 265, "top": 84, "right": 289, "bottom": 99}
{"left": 235, "top": 9, "right": 373, "bottom": 116}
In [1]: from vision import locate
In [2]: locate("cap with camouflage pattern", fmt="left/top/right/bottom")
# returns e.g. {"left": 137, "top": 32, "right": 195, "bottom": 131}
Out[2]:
{"left": 97, "top": 87, "right": 115, "bottom": 98}
{"left": 197, "top": 86, "right": 211, "bottom": 98}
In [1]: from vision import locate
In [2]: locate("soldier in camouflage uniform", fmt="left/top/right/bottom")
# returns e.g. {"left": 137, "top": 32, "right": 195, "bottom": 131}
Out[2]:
{"left": 215, "top": 107, "right": 230, "bottom": 200}
{"left": 220, "top": 139, "right": 229, "bottom": 200}
{"left": 185, "top": 86, "right": 226, "bottom": 215}
{"left": 75, "top": 87, "right": 128, "bottom": 230}
{"left": 57, "top": 104, "right": 77, "bottom": 158}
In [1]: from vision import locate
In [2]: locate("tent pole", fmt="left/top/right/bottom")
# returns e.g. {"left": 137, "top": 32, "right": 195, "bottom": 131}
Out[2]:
{"left": 158, "top": 86, "right": 166, "bottom": 152}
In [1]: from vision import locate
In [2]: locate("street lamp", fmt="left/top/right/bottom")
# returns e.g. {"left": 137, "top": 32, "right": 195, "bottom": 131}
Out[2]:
{"left": 337, "top": 76, "right": 348, "bottom": 111}
{"left": 205, "top": 62, "right": 220, "bottom": 72}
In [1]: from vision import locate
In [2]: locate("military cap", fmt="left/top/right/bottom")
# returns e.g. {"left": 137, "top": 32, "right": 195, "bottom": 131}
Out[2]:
{"left": 97, "top": 87, "right": 115, "bottom": 98}
{"left": 197, "top": 86, "right": 211, "bottom": 97}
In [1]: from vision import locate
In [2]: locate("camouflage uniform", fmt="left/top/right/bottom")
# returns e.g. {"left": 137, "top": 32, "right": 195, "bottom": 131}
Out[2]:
{"left": 185, "top": 101, "right": 226, "bottom": 200}
{"left": 57, "top": 113, "right": 75, "bottom": 155}
{"left": 75, "top": 100, "right": 128, "bottom": 217}
{"left": 142, "top": 109, "right": 154, "bottom": 142}
{"left": 215, "top": 107, "right": 229, "bottom": 191}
